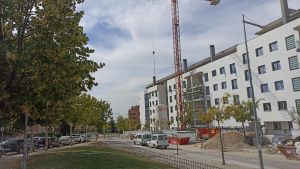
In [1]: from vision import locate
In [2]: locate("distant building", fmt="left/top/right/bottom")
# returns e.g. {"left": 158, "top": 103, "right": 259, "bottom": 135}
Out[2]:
{"left": 128, "top": 105, "right": 140, "bottom": 125}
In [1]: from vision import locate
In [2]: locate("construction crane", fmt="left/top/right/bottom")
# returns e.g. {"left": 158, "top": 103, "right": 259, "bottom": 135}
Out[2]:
{"left": 170, "top": 0, "right": 220, "bottom": 130}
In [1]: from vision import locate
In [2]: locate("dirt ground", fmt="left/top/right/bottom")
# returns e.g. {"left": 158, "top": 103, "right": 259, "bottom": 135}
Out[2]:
{"left": 0, "top": 157, "right": 21, "bottom": 169}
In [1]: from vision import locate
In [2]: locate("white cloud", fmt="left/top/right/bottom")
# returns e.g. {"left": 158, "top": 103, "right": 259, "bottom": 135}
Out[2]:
{"left": 78, "top": 0, "right": 300, "bottom": 118}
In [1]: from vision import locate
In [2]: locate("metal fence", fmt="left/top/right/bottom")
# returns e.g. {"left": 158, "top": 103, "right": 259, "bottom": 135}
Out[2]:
{"left": 100, "top": 141, "right": 223, "bottom": 169}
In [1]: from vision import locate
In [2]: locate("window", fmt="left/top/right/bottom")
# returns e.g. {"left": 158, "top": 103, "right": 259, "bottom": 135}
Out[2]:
{"left": 286, "top": 35, "right": 296, "bottom": 50}
{"left": 220, "top": 67, "right": 225, "bottom": 74}
{"left": 231, "top": 79, "right": 238, "bottom": 90}
{"left": 223, "top": 97, "right": 229, "bottom": 104}
{"left": 212, "top": 70, "right": 217, "bottom": 77}
{"left": 275, "top": 80, "right": 284, "bottom": 90}
{"left": 153, "top": 109, "right": 155, "bottom": 114}
{"left": 155, "top": 91, "right": 157, "bottom": 97}
{"left": 213, "top": 84, "right": 218, "bottom": 91}
{"left": 269, "top": 41, "right": 278, "bottom": 52}
{"left": 170, "top": 106, "right": 173, "bottom": 113}
{"left": 221, "top": 82, "right": 227, "bottom": 89}
{"left": 247, "top": 87, "right": 252, "bottom": 98}
{"left": 152, "top": 92, "right": 154, "bottom": 96}
{"left": 174, "top": 95, "right": 176, "bottom": 100}
{"left": 215, "top": 98, "right": 220, "bottom": 105}
{"left": 256, "top": 47, "right": 264, "bottom": 56}
{"left": 244, "top": 70, "right": 250, "bottom": 81}
{"left": 242, "top": 53, "right": 248, "bottom": 64}
{"left": 233, "top": 95, "right": 240, "bottom": 105}
{"left": 289, "top": 56, "right": 299, "bottom": 70}
{"left": 220, "top": 67, "right": 225, "bottom": 75}
{"left": 292, "top": 77, "right": 300, "bottom": 91}
{"left": 205, "top": 86, "right": 210, "bottom": 95}
{"left": 149, "top": 102, "right": 151, "bottom": 107}
{"left": 207, "top": 100, "right": 211, "bottom": 107}
{"left": 170, "top": 117, "right": 174, "bottom": 123}
{"left": 258, "top": 65, "right": 266, "bottom": 74}
{"left": 204, "top": 73, "right": 209, "bottom": 82}
{"left": 296, "top": 99, "right": 300, "bottom": 116}
{"left": 230, "top": 63, "right": 236, "bottom": 74}
{"left": 169, "top": 86, "right": 172, "bottom": 92}
{"left": 156, "top": 100, "right": 158, "bottom": 105}
{"left": 278, "top": 101, "right": 287, "bottom": 111}
{"left": 273, "top": 122, "right": 282, "bottom": 130}
{"left": 263, "top": 103, "right": 272, "bottom": 111}
{"left": 272, "top": 61, "right": 281, "bottom": 71}
{"left": 261, "top": 83, "right": 269, "bottom": 93}
{"left": 183, "top": 81, "right": 186, "bottom": 88}
{"left": 152, "top": 101, "right": 154, "bottom": 105}
{"left": 173, "top": 84, "right": 176, "bottom": 89}
{"left": 169, "top": 96, "right": 172, "bottom": 103}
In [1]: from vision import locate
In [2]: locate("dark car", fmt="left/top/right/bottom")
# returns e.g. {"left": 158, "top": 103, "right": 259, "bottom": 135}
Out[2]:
{"left": 1, "top": 139, "right": 34, "bottom": 154}
{"left": 50, "top": 137, "right": 60, "bottom": 147}
{"left": 35, "top": 137, "right": 54, "bottom": 149}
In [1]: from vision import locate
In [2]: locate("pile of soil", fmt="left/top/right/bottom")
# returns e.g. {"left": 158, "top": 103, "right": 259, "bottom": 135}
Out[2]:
{"left": 202, "top": 131, "right": 250, "bottom": 150}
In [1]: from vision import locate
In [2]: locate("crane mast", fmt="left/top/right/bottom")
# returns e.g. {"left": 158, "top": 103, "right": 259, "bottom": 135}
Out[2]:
{"left": 171, "top": 0, "right": 185, "bottom": 131}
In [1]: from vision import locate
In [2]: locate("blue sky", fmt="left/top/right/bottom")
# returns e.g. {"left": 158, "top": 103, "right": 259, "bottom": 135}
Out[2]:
{"left": 78, "top": 0, "right": 300, "bottom": 118}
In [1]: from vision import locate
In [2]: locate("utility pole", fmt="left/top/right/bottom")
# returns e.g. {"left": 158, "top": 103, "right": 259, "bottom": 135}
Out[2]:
{"left": 242, "top": 14, "right": 264, "bottom": 169}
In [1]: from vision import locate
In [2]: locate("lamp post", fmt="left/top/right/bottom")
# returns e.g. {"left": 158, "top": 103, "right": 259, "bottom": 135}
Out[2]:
{"left": 242, "top": 14, "right": 264, "bottom": 169}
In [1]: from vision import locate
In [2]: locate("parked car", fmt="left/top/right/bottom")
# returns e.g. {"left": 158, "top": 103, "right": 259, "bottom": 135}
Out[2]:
{"left": 50, "top": 137, "right": 61, "bottom": 147}
{"left": 35, "top": 137, "right": 54, "bottom": 148}
{"left": 147, "top": 134, "right": 169, "bottom": 149}
{"left": 0, "top": 144, "right": 4, "bottom": 158}
{"left": 72, "top": 134, "right": 84, "bottom": 143}
{"left": 134, "top": 133, "right": 152, "bottom": 146}
{"left": 1, "top": 139, "right": 34, "bottom": 154}
{"left": 81, "top": 134, "right": 91, "bottom": 142}
{"left": 59, "top": 136, "right": 71, "bottom": 146}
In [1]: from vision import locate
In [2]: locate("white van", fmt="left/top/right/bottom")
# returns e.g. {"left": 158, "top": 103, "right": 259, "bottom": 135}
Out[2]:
{"left": 147, "top": 134, "right": 169, "bottom": 149}
{"left": 133, "top": 133, "right": 152, "bottom": 146}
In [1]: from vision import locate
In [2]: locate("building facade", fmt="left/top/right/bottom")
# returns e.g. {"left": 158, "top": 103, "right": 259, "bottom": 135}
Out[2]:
{"left": 139, "top": 3, "right": 300, "bottom": 134}
{"left": 138, "top": 84, "right": 168, "bottom": 131}
{"left": 128, "top": 105, "right": 140, "bottom": 126}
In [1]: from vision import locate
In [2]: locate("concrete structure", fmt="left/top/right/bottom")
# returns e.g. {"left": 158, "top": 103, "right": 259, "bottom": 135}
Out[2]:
{"left": 139, "top": 1, "right": 300, "bottom": 134}
{"left": 128, "top": 105, "right": 140, "bottom": 126}
{"left": 139, "top": 84, "right": 168, "bottom": 131}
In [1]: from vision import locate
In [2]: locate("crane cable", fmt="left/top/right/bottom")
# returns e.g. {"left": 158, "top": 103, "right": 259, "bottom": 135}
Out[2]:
{"left": 151, "top": 0, "right": 156, "bottom": 77}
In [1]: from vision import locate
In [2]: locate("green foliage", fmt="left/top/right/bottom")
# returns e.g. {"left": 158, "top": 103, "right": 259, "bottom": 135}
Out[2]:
{"left": 0, "top": 0, "right": 107, "bottom": 133}
{"left": 200, "top": 111, "right": 215, "bottom": 127}
{"left": 116, "top": 115, "right": 140, "bottom": 132}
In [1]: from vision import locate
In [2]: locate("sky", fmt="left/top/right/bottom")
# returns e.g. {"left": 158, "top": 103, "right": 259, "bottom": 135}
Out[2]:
{"left": 77, "top": 0, "right": 300, "bottom": 119}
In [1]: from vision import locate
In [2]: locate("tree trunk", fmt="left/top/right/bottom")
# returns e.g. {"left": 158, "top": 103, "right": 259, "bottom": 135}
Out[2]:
{"left": 242, "top": 122, "right": 246, "bottom": 143}
{"left": 218, "top": 120, "right": 225, "bottom": 165}
{"left": 45, "top": 126, "right": 48, "bottom": 151}
{"left": 69, "top": 123, "right": 73, "bottom": 145}
{"left": 207, "top": 123, "right": 210, "bottom": 138}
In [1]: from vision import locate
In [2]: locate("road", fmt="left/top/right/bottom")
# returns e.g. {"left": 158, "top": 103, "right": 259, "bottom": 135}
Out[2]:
{"left": 1, "top": 135, "right": 300, "bottom": 169}
{"left": 116, "top": 137, "right": 300, "bottom": 169}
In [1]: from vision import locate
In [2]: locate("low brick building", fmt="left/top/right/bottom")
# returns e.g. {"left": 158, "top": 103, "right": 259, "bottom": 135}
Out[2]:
{"left": 128, "top": 105, "right": 140, "bottom": 125}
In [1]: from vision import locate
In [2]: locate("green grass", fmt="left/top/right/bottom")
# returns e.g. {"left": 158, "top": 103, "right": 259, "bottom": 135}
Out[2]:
{"left": 27, "top": 146, "right": 175, "bottom": 169}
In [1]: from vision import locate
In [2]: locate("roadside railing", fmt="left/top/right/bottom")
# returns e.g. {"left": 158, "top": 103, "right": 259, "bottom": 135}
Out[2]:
{"left": 99, "top": 141, "right": 223, "bottom": 169}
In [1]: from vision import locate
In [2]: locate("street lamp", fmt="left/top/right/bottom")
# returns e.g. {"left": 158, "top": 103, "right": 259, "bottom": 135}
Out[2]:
{"left": 242, "top": 14, "right": 264, "bottom": 169}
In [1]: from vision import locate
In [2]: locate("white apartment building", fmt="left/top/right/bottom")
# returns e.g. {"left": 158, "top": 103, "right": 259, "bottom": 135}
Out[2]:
{"left": 139, "top": 84, "right": 168, "bottom": 131}
{"left": 139, "top": 2, "right": 300, "bottom": 134}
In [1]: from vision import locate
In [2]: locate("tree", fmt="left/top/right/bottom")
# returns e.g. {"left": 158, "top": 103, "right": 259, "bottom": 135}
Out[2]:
{"left": 116, "top": 115, "right": 126, "bottom": 132}
{"left": 227, "top": 101, "right": 253, "bottom": 142}
{"left": 199, "top": 111, "right": 215, "bottom": 138}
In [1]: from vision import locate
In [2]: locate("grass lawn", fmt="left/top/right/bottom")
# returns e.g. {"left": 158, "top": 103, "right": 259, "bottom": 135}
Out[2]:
{"left": 27, "top": 146, "right": 175, "bottom": 169}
